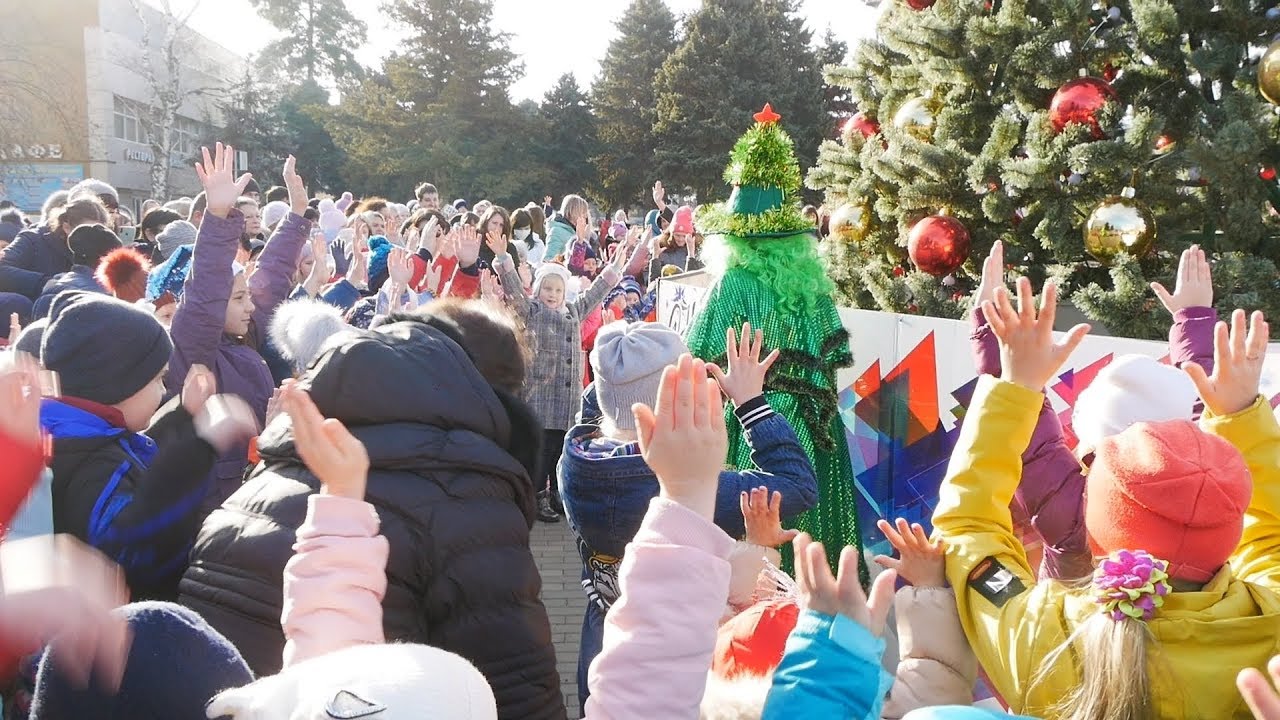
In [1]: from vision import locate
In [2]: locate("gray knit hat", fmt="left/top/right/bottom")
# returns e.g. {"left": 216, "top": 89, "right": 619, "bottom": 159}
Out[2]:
{"left": 590, "top": 321, "right": 687, "bottom": 432}
{"left": 155, "top": 220, "right": 197, "bottom": 259}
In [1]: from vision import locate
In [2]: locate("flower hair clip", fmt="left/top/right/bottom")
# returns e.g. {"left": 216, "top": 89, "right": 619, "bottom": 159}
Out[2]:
{"left": 1092, "top": 549, "right": 1171, "bottom": 622}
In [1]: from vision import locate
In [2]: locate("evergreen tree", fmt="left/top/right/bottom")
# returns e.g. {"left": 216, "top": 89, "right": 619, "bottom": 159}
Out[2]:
{"left": 591, "top": 0, "right": 677, "bottom": 211}
{"left": 809, "top": 0, "right": 1280, "bottom": 340}
{"left": 538, "top": 73, "right": 600, "bottom": 200}
{"left": 248, "top": 0, "right": 367, "bottom": 84}
{"left": 817, "top": 29, "right": 853, "bottom": 127}
{"left": 652, "top": 0, "right": 827, "bottom": 202}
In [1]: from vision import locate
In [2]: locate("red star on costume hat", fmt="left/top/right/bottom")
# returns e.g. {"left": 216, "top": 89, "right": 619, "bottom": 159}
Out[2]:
{"left": 754, "top": 103, "right": 781, "bottom": 125}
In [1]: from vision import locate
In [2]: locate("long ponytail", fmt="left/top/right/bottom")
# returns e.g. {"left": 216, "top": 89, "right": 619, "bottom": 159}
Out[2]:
{"left": 1036, "top": 612, "right": 1156, "bottom": 720}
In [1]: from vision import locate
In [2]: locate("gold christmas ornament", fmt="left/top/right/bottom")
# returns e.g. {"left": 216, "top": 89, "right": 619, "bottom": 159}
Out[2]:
{"left": 1261, "top": 40, "right": 1280, "bottom": 106}
{"left": 829, "top": 202, "right": 870, "bottom": 243}
{"left": 1083, "top": 190, "right": 1156, "bottom": 265}
{"left": 893, "top": 96, "right": 936, "bottom": 139}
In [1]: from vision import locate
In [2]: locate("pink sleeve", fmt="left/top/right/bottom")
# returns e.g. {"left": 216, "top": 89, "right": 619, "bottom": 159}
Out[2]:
{"left": 585, "top": 497, "right": 733, "bottom": 719}
{"left": 281, "top": 494, "right": 389, "bottom": 668}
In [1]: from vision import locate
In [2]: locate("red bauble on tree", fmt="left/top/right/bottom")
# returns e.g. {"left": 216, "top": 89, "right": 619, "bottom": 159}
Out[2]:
{"left": 843, "top": 112, "right": 880, "bottom": 140}
{"left": 905, "top": 0, "right": 935, "bottom": 9}
{"left": 908, "top": 215, "right": 971, "bottom": 277}
{"left": 1262, "top": 166, "right": 1278, "bottom": 182}
{"left": 1049, "top": 76, "right": 1116, "bottom": 138}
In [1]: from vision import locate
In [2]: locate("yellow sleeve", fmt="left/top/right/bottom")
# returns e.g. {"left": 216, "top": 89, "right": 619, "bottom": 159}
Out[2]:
{"left": 932, "top": 376, "right": 1044, "bottom": 706}
{"left": 1204, "top": 396, "right": 1280, "bottom": 589}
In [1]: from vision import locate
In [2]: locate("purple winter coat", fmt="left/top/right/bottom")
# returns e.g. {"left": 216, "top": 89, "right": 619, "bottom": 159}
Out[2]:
{"left": 166, "top": 208, "right": 310, "bottom": 515}
{"left": 970, "top": 306, "right": 1216, "bottom": 580}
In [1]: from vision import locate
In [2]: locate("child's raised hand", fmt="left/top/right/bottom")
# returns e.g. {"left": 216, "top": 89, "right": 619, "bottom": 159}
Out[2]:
{"left": 873, "top": 518, "right": 946, "bottom": 588}
{"left": 282, "top": 155, "right": 308, "bottom": 217}
{"left": 741, "top": 486, "right": 799, "bottom": 548}
{"left": 456, "top": 225, "right": 481, "bottom": 266}
{"left": 794, "top": 532, "right": 897, "bottom": 636}
{"left": 1239, "top": 656, "right": 1280, "bottom": 720}
{"left": 182, "top": 364, "right": 217, "bottom": 417}
{"left": 194, "top": 143, "right": 252, "bottom": 220}
{"left": 973, "top": 240, "right": 1005, "bottom": 315}
{"left": 1151, "top": 244, "right": 1212, "bottom": 315}
{"left": 281, "top": 383, "right": 369, "bottom": 500}
{"left": 387, "top": 247, "right": 414, "bottom": 286}
{"left": 984, "top": 277, "right": 1090, "bottom": 391}
{"left": 9, "top": 312, "right": 21, "bottom": 344}
{"left": 1185, "top": 309, "right": 1268, "bottom": 417}
{"left": 484, "top": 228, "right": 508, "bottom": 259}
{"left": 632, "top": 354, "right": 727, "bottom": 521}
{"left": 708, "top": 322, "right": 780, "bottom": 406}
{"left": 194, "top": 394, "right": 260, "bottom": 455}
{"left": 479, "top": 269, "right": 505, "bottom": 308}
{"left": 0, "top": 352, "right": 41, "bottom": 445}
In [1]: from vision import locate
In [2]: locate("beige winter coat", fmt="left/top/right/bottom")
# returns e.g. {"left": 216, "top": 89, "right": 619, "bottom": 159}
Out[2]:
{"left": 881, "top": 586, "right": 979, "bottom": 718}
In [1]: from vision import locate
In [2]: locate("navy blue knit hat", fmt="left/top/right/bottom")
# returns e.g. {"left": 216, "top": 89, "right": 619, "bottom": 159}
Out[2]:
{"left": 41, "top": 291, "right": 173, "bottom": 405}
{"left": 30, "top": 601, "right": 253, "bottom": 720}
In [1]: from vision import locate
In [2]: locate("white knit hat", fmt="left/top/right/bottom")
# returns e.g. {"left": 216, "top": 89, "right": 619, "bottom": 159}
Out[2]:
{"left": 262, "top": 200, "right": 291, "bottom": 230}
{"left": 591, "top": 321, "right": 688, "bottom": 432}
{"left": 533, "top": 263, "right": 571, "bottom": 296}
{"left": 1072, "top": 354, "right": 1199, "bottom": 451}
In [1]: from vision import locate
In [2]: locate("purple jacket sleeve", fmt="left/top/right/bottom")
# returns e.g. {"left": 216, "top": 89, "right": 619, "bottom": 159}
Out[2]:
{"left": 970, "top": 309, "right": 1090, "bottom": 580}
{"left": 247, "top": 212, "right": 311, "bottom": 352}
{"left": 166, "top": 211, "right": 243, "bottom": 394}
{"left": 1169, "top": 306, "right": 1217, "bottom": 372}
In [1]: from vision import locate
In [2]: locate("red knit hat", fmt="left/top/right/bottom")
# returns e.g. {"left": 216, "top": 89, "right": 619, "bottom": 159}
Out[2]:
{"left": 711, "top": 598, "right": 799, "bottom": 678}
{"left": 1085, "top": 419, "right": 1251, "bottom": 583}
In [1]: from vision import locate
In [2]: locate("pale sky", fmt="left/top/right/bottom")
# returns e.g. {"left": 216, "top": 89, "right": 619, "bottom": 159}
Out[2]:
{"left": 146, "top": 0, "right": 879, "bottom": 102}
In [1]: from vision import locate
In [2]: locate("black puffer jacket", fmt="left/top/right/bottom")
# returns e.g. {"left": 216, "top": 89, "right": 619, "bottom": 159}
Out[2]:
{"left": 179, "top": 320, "right": 565, "bottom": 720}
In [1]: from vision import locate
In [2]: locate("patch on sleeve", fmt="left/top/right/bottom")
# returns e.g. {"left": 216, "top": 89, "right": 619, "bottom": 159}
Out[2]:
{"left": 967, "top": 556, "right": 1027, "bottom": 608}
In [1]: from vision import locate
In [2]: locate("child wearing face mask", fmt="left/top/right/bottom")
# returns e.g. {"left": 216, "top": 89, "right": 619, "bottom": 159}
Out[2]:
{"left": 166, "top": 146, "right": 311, "bottom": 516}
{"left": 511, "top": 208, "right": 546, "bottom": 267}
{"left": 489, "top": 230, "right": 634, "bottom": 523}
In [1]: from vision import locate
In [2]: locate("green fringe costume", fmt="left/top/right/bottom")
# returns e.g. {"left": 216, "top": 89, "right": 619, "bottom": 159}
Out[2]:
{"left": 685, "top": 105, "right": 866, "bottom": 583}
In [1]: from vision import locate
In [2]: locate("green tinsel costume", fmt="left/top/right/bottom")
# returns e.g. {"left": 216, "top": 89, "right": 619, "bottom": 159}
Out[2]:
{"left": 686, "top": 105, "right": 866, "bottom": 583}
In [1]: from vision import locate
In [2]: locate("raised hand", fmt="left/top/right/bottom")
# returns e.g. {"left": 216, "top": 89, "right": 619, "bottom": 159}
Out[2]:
{"left": 873, "top": 518, "right": 946, "bottom": 588}
{"left": 436, "top": 225, "right": 458, "bottom": 260}
{"left": 8, "top": 312, "right": 20, "bottom": 344}
{"left": 0, "top": 352, "right": 41, "bottom": 445}
{"left": 265, "top": 387, "right": 284, "bottom": 427}
{"left": 346, "top": 230, "right": 369, "bottom": 289}
{"left": 983, "top": 278, "right": 1090, "bottom": 391}
{"left": 741, "top": 487, "right": 799, "bottom": 548}
{"left": 632, "top": 354, "right": 728, "bottom": 521}
{"left": 1239, "top": 656, "right": 1280, "bottom": 720}
{"left": 484, "top": 228, "right": 508, "bottom": 259}
{"left": 281, "top": 383, "right": 369, "bottom": 500}
{"left": 420, "top": 216, "right": 440, "bottom": 255}
{"left": 194, "top": 143, "right": 252, "bottom": 220}
{"left": 282, "top": 155, "right": 308, "bottom": 218}
{"left": 794, "top": 532, "right": 897, "bottom": 636}
{"left": 1185, "top": 309, "right": 1269, "bottom": 417}
{"left": 456, "top": 224, "right": 481, "bottom": 267}
{"left": 193, "top": 394, "right": 260, "bottom": 455}
{"left": 708, "top": 322, "right": 781, "bottom": 406}
{"left": 479, "top": 269, "right": 506, "bottom": 308}
{"left": 1151, "top": 244, "right": 1213, "bottom": 315}
{"left": 652, "top": 180, "right": 666, "bottom": 209}
{"left": 973, "top": 240, "right": 1005, "bottom": 315}
{"left": 0, "top": 536, "right": 130, "bottom": 691}
{"left": 182, "top": 364, "right": 217, "bottom": 417}
{"left": 420, "top": 260, "right": 443, "bottom": 296}
{"left": 574, "top": 213, "right": 591, "bottom": 242}
{"left": 387, "top": 247, "right": 414, "bottom": 286}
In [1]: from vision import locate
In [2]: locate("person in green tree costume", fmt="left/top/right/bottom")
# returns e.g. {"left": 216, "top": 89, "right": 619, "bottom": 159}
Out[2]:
{"left": 687, "top": 104, "right": 865, "bottom": 583}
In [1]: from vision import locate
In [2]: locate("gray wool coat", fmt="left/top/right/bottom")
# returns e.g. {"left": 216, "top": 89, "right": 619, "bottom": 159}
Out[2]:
{"left": 495, "top": 254, "right": 620, "bottom": 431}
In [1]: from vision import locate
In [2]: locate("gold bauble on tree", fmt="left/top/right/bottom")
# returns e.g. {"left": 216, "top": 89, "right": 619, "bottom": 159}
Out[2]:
{"left": 893, "top": 96, "right": 936, "bottom": 139}
{"left": 1261, "top": 40, "right": 1280, "bottom": 106}
{"left": 1083, "top": 189, "right": 1156, "bottom": 265}
{"left": 829, "top": 202, "right": 870, "bottom": 243}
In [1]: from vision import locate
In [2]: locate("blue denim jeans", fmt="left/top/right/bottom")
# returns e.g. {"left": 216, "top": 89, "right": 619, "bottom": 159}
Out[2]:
{"left": 576, "top": 600, "right": 606, "bottom": 715}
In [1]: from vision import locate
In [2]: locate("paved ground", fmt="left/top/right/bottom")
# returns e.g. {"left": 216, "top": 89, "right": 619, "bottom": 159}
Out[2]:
{"left": 530, "top": 518, "right": 585, "bottom": 719}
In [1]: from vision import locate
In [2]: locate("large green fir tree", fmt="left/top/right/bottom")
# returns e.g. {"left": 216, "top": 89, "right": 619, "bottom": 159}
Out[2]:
{"left": 809, "top": 0, "right": 1280, "bottom": 339}
{"left": 248, "top": 0, "right": 367, "bottom": 83}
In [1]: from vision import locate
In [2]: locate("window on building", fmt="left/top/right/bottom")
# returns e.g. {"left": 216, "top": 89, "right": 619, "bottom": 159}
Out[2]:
{"left": 112, "top": 96, "right": 145, "bottom": 144}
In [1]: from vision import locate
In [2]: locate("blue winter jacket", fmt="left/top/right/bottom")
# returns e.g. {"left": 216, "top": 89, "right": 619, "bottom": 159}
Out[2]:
{"left": 0, "top": 225, "right": 73, "bottom": 300}
{"left": 762, "top": 609, "right": 894, "bottom": 720}
{"left": 43, "top": 397, "right": 217, "bottom": 600}
{"left": 32, "top": 265, "right": 108, "bottom": 319}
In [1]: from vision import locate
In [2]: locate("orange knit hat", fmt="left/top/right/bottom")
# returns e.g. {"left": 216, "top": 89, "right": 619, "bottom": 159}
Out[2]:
{"left": 1085, "top": 419, "right": 1251, "bottom": 583}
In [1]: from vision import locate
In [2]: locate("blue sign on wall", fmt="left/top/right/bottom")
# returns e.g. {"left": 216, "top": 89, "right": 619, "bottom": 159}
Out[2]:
{"left": 0, "top": 163, "right": 86, "bottom": 212}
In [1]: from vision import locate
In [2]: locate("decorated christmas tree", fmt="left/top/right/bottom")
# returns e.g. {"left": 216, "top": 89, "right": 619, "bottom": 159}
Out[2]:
{"left": 809, "top": 0, "right": 1280, "bottom": 339}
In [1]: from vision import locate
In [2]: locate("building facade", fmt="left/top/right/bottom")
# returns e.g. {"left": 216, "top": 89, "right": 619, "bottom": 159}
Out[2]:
{"left": 0, "top": 0, "right": 245, "bottom": 213}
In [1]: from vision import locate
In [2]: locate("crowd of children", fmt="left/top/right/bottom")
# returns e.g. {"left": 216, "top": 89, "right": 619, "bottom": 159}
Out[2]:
{"left": 3, "top": 132, "right": 1280, "bottom": 720}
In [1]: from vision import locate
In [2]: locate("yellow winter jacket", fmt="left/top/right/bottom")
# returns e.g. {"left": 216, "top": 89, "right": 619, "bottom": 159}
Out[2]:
{"left": 933, "top": 377, "right": 1280, "bottom": 719}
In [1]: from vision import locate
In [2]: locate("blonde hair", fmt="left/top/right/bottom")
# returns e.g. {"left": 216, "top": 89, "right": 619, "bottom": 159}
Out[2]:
{"left": 559, "top": 194, "right": 589, "bottom": 223}
{"left": 1032, "top": 581, "right": 1158, "bottom": 720}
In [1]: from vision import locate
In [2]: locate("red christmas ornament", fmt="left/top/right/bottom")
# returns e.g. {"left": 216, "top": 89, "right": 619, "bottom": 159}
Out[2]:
{"left": 1049, "top": 77, "right": 1116, "bottom": 138}
{"left": 1102, "top": 63, "right": 1118, "bottom": 82}
{"left": 908, "top": 215, "right": 971, "bottom": 277}
{"left": 892, "top": 265, "right": 906, "bottom": 277}
{"left": 908, "top": 303, "right": 920, "bottom": 313}
{"left": 1262, "top": 166, "right": 1278, "bottom": 182}
{"left": 905, "top": 0, "right": 935, "bottom": 9}
{"left": 754, "top": 103, "right": 781, "bottom": 125}
{"left": 952, "top": 291, "right": 966, "bottom": 302}
{"left": 844, "top": 112, "right": 880, "bottom": 139}
{"left": 1154, "top": 135, "right": 1175, "bottom": 153}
